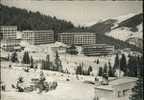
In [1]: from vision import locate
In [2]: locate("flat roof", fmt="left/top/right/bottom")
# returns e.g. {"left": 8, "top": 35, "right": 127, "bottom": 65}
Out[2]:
{"left": 95, "top": 77, "right": 138, "bottom": 91}
{"left": 83, "top": 44, "right": 114, "bottom": 47}
{"left": 22, "top": 30, "right": 53, "bottom": 33}
{"left": 59, "top": 32, "right": 95, "bottom": 34}
{"left": 95, "top": 85, "right": 113, "bottom": 91}
{"left": 0, "top": 26, "right": 17, "bottom": 29}
{"left": 0, "top": 26, "right": 17, "bottom": 27}
{"left": 109, "top": 77, "right": 138, "bottom": 86}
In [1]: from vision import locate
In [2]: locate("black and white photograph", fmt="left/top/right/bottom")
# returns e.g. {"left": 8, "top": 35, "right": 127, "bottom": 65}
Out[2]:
{"left": 0, "top": 0, "right": 143, "bottom": 100}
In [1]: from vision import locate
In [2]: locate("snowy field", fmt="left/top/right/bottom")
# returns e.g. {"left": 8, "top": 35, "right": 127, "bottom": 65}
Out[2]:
{"left": 1, "top": 42, "right": 140, "bottom": 100}
{"left": 1, "top": 62, "right": 95, "bottom": 100}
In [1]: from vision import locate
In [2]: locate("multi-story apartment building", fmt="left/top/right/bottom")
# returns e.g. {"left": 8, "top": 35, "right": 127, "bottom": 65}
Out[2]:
{"left": 0, "top": 26, "right": 17, "bottom": 40}
{"left": 58, "top": 33, "right": 74, "bottom": 45}
{"left": 82, "top": 44, "right": 114, "bottom": 56}
{"left": 58, "top": 32, "right": 96, "bottom": 45}
{"left": 22, "top": 30, "right": 54, "bottom": 45}
{"left": 0, "top": 26, "right": 18, "bottom": 51}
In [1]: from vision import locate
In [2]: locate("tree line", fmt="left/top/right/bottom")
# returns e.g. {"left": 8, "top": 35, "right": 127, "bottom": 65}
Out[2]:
{"left": 10, "top": 51, "right": 63, "bottom": 72}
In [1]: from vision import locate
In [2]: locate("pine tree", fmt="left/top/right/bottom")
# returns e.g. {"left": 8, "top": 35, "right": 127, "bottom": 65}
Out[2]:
{"left": 54, "top": 51, "right": 62, "bottom": 72}
{"left": 103, "top": 63, "right": 108, "bottom": 75}
{"left": 113, "top": 54, "right": 119, "bottom": 71}
{"left": 130, "top": 76, "right": 143, "bottom": 100}
{"left": 88, "top": 66, "right": 93, "bottom": 75}
{"left": 128, "top": 55, "right": 137, "bottom": 77}
{"left": 22, "top": 52, "right": 26, "bottom": 64}
{"left": 128, "top": 55, "right": 143, "bottom": 77}
{"left": 108, "top": 62, "right": 114, "bottom": 77}
{"left": 96, "top": 59, "right": 100, "bottom": 64}
{"left": 120, "top": 54, "right": 127, "bottom": 76}
{"left": 46, "top": 55, "right": 50, "bottom": 70}
{"left": 98, "top": 67, "right": 103, "bottom": 76}
{"left": 26, "top": 52, "right": 30, "bottom": 64}
{"left": 22, "top": 51, "right": 30, "bottom": 64}
{"left": 76, "top": 65, "right": 83, "bottom": 75}
{"left": 11, "top": 51, "right": 18, "bottom": 62}
{"left": 30, "top": 56, "right": 34, "bottom": 68}
{"left": 139, "top": 56, "right": 143, "bottom": 77}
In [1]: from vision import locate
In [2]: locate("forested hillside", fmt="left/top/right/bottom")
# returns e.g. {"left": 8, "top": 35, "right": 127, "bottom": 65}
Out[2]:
{"left": 0, "top": 4, "right": 74, "bottom": 33}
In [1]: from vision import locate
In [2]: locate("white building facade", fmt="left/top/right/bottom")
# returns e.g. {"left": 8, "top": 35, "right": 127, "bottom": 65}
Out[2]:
{"left": 22, "top": 30, "right": 54, "bottom": 45}
{"left": 0, "top": 26, "right": 19, "bottom": 51}
{"left": 58, "top": 32, "right": 96, "bottom": 45}
{"left": 82, "top": 44, "right": 114, "bottom": 56}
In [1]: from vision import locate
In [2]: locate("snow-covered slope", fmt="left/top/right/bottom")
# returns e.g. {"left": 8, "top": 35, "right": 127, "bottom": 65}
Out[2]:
{"left": 106, "top": 26, "right": 143, "bottom": 41}
{"left": 104, "top": 13, "right": 143, "bottom": 48}
{"left": 87, "top": 13, "right": 143, "bottom": 43}
{"left": 113, "top": 13, "right": 136, "bottom": 24}
{"left": 85, "top": 13, "right": 136, "bottom": 27}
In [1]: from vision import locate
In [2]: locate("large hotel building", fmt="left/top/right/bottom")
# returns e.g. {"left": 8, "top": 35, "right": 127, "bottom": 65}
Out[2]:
{"left": 0, "top": 26, "right": 17, "bottom": 40}
{"left": 22, "top": 30, "right": 54, "bottom": 45}
{"left": 82, "top": 44, "right": 114, "bottom": 56}
{"left": 58, "top": 32, "right": 96, "bottom": 45}
{"left": 0, "top": 26, "right": 19, "bottom": 51}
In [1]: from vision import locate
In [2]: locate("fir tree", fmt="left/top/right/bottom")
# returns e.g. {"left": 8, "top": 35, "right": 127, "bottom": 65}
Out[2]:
{"left": 103, "top": 63, "right": 108, "bottom": 75}
{"left": 45, "top": 55, "right": 50, "bottom": 70}
{"left": 98, "top": 67, "right": 103, "bottom": 76}
{"left": 96, "top": 59, "right": 100, "bottom": 64}
{"left": 22, "top": 51, "right": 30, "bottom": 64}
{"left": 113, "top": 54, "right": 120, "bottom": 71}
{"left": 54, "top": 51, "right": 62, "bottom": 72}
{"left": 128, "top": 55, "right": 143, "bottom": 77}
{"left": 139, "top": 56, "right": 143, "bottom": 77}
{"left": 30, "top": 56, "right": 34, "bottom": 68}
{"left": 76, "top": 65, "right": 83, "bottom": 75}
{"left": 22, "top": 52, "right": 26, "bottom": 64}
{"left": 127, "top": 55, "right": 137, "bottom": 77}
{"left": 120, "top": 54, "right": 127, "bottom": 75}
{"left": 11, "top": 51, "right": 18, "bottom": 62}
{"left": 26, "top": 52, "right": 30, "bottom": 64}
{"left": 108, "top": 62, "right": 114, "bottom": 77}
{"left": 130, "top": 76, "right": 143, "bottom": 100}
{"left": 88, "top": 66, "right": 93, "bottom": 75}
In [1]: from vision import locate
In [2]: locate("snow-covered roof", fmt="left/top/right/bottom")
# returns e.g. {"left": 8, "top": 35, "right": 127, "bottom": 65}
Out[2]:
{"left": 51, "top": 42, "right": 67, "bottom": 47}
{"left": 95, "top": 85, "right": 113, "bottom": 91}
{"left": 95, "top": 77, "right": 138, "bottom": 91}
{"left": 109, "top": 77, "right": 138, "bottom": 86}
{"left": 22, "top": 30, "right": 53, "bottom": 33}
{"left": 114, "top": 13, "right": 136, "bottom": 23}
{"left": 16, "top": 31, "right": 23, "bottom": 39}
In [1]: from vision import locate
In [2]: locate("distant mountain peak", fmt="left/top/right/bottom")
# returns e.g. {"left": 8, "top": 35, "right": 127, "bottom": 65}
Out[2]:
{"left": 85, "top": 13, "right": 138, "bottom": 27}
{"left": 113, "top": 13, "right": 137, "bottom": 23}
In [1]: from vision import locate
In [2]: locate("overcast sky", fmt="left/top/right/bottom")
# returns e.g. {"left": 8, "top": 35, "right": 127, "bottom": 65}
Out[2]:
{"left": 1, "top": 0, "right": 143, "bottom": 26}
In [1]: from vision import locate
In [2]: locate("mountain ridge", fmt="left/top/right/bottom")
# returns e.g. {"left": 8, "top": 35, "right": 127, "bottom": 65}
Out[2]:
{"left": 87, "top": 13, "right": 143, "bottom": 48}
